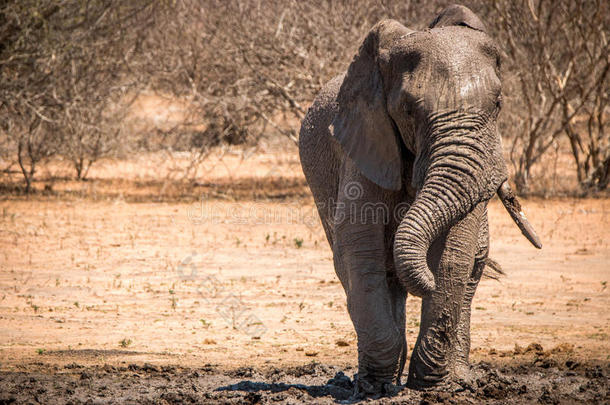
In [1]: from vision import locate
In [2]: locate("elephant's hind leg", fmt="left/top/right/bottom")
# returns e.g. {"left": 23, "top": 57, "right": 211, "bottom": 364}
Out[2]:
{"left": 388, "top": 275, "right": 407, "bottom": 385}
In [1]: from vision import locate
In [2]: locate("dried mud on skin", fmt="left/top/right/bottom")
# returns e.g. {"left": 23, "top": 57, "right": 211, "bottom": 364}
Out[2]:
{"left": 1, "top": 359, "right": 607, "bottom": 404}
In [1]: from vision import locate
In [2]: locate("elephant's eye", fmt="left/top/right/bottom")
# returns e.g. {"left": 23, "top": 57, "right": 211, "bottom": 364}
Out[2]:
{"left": 495, "top": 95, "right": 503, "bottom": 110}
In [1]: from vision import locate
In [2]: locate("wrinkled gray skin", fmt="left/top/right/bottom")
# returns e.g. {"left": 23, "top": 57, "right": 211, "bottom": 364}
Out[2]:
{"left": 299, "top": 5, "right": 530, "bottom": 396}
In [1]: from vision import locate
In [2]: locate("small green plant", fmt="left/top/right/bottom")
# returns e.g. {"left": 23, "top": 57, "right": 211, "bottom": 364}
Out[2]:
{"left": 119, "top": 338, "right": 132, "bottom": 348}
{"left": 37, "top": 348, "right": 46, "bottom": 355}
{"left": 73, "top": 301, "right": 79, "bottom": 308}
{"left": 294, "top": 238, "right": 303, "bottom": 248}
{"left": 200, "top": 319, "right": 211, "bottom": 328}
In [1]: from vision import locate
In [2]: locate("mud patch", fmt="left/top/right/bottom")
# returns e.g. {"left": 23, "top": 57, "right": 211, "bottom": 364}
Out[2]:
{"left": 0, "top": 359, "right": 607, "bottom": 404}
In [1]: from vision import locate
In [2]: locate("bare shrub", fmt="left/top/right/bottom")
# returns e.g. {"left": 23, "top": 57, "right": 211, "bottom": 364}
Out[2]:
{"left": 140, "top": 0, "right": 443, "bottom": 156}
{"left": 144, "top": 0, "right": 605, "bottom": 195}
{"left": 487, "top": 0, "right": 609, "bottom": 194}
{"left": 1, "top": 0, "right": 606, "bottom": 195}
{"left": 0, "top": 0, "right": 159, "bottom": 189}
{"left": 15, "top": 120, "right": 59, "bottom": 193}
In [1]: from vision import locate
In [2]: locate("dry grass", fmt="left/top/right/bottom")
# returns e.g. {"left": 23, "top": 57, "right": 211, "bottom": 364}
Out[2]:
{"left": 0, "top": 153, "right": 608, "bottom": 372}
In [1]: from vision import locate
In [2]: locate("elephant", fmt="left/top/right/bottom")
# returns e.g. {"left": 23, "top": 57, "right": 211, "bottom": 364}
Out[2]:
{"left": 298, "top": 4, "right": 541, "bottom": 397}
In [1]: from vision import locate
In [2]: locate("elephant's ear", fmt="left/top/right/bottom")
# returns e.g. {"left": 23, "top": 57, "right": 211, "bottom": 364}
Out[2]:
{"left": 429, "top": 4, "right": 487, "bottom": 33}
{"left": 331, "top": 20, "right": 411, "bottom": 191}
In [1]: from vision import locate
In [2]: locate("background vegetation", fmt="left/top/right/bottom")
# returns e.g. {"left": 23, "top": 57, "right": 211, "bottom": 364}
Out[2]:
{"left": 0, "top": 0, "right": 608, "bottom": 195}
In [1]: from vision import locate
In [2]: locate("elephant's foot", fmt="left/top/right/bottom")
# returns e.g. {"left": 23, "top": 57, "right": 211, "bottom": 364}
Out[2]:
{"left": 406, "top": 372, "right": 473, "bottom": 393}
{"left": 407, "top": 355, "right": 477, "bottom": 392}
{"left": 349, "top": 374, "right": 403, "bottom": 401}
{"left": 406, "top": 330, "right": 451, "bottom": 390}
{"left": 406, "top": 364, "right": 451, "bottom": 391}
{"left": 453, "top": 361, "right": 477, "bottom": 389}
{"left": 352, "top": 361, "right": 403, "bottom": 399}
{"left": 351, "top": 329, "right": 404, "bottom": 397}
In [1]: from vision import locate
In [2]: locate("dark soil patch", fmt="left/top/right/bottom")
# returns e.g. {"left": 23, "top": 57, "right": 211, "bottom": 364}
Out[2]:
{"left": 0, "top": 359, "right": 607, "bottom": 404}
{"left": 0, "top": 176, "right": 310, "bottom": 203}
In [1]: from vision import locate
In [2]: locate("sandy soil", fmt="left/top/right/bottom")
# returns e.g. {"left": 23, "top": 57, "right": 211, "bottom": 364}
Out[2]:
{"left": 0, "top": 150, "right": 608, "bottom": 403}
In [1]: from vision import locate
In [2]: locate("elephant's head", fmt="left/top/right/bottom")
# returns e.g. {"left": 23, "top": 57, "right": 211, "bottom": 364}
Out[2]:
{"left": 331, "top": 6, "right": 541, "bottom": 298}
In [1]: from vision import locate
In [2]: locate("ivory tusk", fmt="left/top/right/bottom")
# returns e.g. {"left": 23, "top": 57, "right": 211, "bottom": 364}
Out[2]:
{"left": 497, "top": 181, "right": 542, "bottom": 249}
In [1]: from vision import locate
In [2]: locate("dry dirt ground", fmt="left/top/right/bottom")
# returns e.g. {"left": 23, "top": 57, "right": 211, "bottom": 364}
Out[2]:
{"left": 0, "top": 148, "right": 609, "bottom": 403}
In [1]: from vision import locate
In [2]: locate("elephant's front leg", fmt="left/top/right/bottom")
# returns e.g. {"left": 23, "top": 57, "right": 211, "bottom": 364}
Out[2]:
{"left": 336, "top": 223, "right": 402, "bottom": 395}
{"left": 452, "top": 212, "right": 488, "bottom": 382}
{"left": 407, "top": 203, "right": 485, "bottom": 389}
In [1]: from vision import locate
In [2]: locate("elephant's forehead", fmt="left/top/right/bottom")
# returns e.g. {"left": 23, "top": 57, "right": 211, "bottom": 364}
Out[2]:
{"left": 391, "top": 26, "right": 497, "bottom": 70}
{"left": 388, "top": 27, "right": 500, "bottom": 108}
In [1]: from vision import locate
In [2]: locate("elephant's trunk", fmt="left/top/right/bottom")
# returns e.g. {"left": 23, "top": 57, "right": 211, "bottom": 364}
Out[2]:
{"left": 393, "top": 114, "right": 542, "bottom": 297}
{"left": 393, "top": 175, "right": 485, "bottom": 297}
{"left": 393, "top": 114, "right": 506, "bottom": 297}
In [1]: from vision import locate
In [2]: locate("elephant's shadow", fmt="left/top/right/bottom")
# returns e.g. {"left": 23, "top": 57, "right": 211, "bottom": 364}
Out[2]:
{"left": 215, "top": 370, "right": 358, "bottom": 402}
